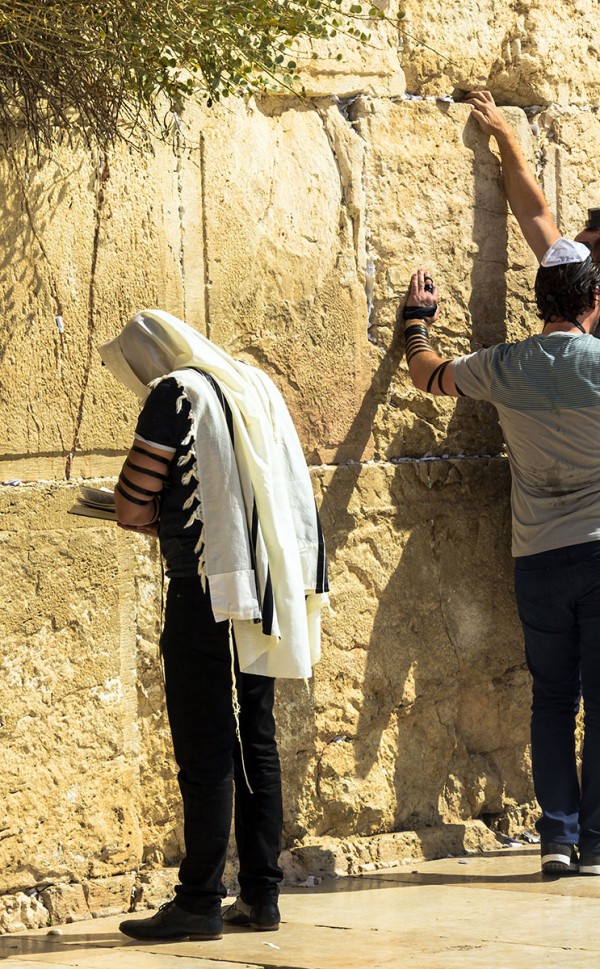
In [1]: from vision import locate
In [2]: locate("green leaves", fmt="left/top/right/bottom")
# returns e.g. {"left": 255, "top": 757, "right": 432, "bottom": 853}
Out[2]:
{"left": 0, "top": 0, "right": 387, "bottom": 146}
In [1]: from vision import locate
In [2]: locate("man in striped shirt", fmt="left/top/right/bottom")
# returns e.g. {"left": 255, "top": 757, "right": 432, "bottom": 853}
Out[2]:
{"left": 403, "top": 91, "right": 600, "bottom": 877}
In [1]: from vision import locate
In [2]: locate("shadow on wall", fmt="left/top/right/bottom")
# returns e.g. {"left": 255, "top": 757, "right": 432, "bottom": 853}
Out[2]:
{"left": 0, "top": 131, "right": 89, "bottom": 366}
{"left": 313, "top": 455, "right": 528, "bottom": 840}
{"left": 311, "top": 109, "right": 529, "bottom": 841}
{"left": 276, "top": 341, "right": 401, "bottom": 843}
{"left": 461, "top": 104, "right": 509, "bottom": 350}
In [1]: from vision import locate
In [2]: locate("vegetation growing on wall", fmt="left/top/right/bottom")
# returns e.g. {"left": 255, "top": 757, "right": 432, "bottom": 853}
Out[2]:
{"left": 0, "top": 0, "right": 398, "bottom": 147}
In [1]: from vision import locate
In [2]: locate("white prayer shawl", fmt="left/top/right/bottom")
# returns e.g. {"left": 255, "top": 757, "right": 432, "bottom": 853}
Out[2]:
{"left": 162, "top": 369, "right": 263, "bottom": 624}
{"left": 99, "top": 311, "right": 328, "bottom": 679}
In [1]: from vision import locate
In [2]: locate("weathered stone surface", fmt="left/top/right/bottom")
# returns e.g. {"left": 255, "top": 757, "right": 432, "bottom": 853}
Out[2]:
{"left": 40, "top": 883, "right": 90, "bottom": 924}
{"left": 130, "top": 542, "right": 181, "bottom": 871}
{"left": 289, "top": 0, "right": 405, "bottom": 98}
{"left": 0, "top": 892, "right": 48, "bottom": 933}
{"left": 5, "top": 17, "right": 583, "bottom": 928}
{"left": 0, "top": 95, "right": 374, "bottom": 477}
{"left": 5, "top": 96, "right": 593, "bottom": 480}
{"left": 0, "top": 482, "right": 143, "bottom": 894}
{"left": 193, "top": 95, "right": 371, "bottom": 463}
{"left": 132, "top": 868, "right": 179, "bottom": 911}
{"left": 350, "top": 98, "right": 538, "bottom": 460}
{"left": 82, "top": 872, "right": 136, "bottom": 919}
{"left": 288, "top": 821, "right": 502, "bottom": 878}
{"left": 536, "top": 106, "right": 600, "bottom": 237}
{"left": 275, "top": 460, "right": 531, "bottom": 842}
{"left": 399, "top": 0, "right": 600, "bottom": 106}
{"left": 0, "top": 136, "right": 189, "bottom": 476}
{"left": 0, "top": 454, "right": 528, "bottom": 921}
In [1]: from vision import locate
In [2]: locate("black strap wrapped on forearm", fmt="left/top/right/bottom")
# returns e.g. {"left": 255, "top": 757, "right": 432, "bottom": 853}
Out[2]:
{"left": 426, "top": 360, "right": 451, "bottom": 395}
{"left": 403, "top": 303, "right": 438, "bottom": 321}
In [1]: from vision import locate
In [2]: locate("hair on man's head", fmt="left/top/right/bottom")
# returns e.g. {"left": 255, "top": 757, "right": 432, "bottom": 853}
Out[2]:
{"left": 535, "top": 259, "right": 600, "bottom": 324}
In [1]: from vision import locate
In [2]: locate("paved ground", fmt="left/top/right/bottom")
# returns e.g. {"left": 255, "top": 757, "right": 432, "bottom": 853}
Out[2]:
{"left": 2, "top": 846, "right": 600, "bottom": 969}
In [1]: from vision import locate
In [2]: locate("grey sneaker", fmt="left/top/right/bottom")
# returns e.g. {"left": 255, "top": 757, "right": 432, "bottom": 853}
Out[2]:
{"left": 579, "top": 852, "right": 600, "bottom": 875}
{"left": 541, "top": 842, "right": 578, "bottom": 875}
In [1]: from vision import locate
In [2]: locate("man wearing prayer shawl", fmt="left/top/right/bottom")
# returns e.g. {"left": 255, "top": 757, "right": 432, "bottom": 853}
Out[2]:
{"left": 99, "top": 315, "right": 328, "bottom": 941}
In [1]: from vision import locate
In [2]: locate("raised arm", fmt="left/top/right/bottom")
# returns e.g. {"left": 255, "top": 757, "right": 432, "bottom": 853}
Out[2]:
{"left": 402, "top": 268, "right": 460, "bottom": 397}
{"left": 464, "top": 90, "right": 560, "bottom": 263}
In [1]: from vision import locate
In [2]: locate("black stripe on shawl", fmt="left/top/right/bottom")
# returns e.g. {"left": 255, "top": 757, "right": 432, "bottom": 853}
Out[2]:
{"left": 200, "top": 370, "right": 235, "bottom": 444}
{"left": 261, "top": 569, "right": 274, "bottom": 636}
{"left": 315, "top": 504, "right": 329, "bottom": 594}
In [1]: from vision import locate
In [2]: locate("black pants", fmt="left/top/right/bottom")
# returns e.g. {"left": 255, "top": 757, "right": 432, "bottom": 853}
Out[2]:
{"left": 160, "top": 576, "right": 283, "bottom": 914}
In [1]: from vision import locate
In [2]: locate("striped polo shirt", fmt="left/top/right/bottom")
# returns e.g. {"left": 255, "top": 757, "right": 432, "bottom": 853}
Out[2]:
{"left": 451, "top": 332, "right": 600, "bottom": 557}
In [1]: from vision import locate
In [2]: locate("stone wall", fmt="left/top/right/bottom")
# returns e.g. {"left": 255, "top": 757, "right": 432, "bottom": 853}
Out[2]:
{"left": 1, "top": 0, "right": 598, "bottom": 926}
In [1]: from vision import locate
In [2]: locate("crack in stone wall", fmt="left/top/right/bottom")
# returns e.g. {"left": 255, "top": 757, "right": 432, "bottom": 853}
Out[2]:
{"left": 65, "top": 151, "right": 109, "bottom": 481}
{"left": 198, "top": 130, "right": 212, "bottom": 340}
{"left": 173, "top": 124, "right": 187, "bottom": 325}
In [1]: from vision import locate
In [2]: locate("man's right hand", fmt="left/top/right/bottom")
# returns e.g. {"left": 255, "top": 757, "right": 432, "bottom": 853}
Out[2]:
{"left": 405, "top": 268, "right": 440, "bottom": 324}
{"left": 463, "top": 89, "right": 560, "bottom": 263}
{"left": 464, "top": 90, "right": 510, "bottom": 140}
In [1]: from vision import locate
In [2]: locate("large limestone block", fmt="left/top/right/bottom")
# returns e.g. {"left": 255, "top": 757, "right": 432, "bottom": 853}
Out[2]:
{"left": 0, "top": 892, "right": 48, "bottom": 933}
{"left": 0, "top": 133, "right": 194, "bottom": 478}
{"left": 82, "top": 872, "right": 136, "bottom": 919}
{"left": 289, "top": 821, "right": 500, "bottom": 877}
{"left": 535, "top": 106, "right": 600, "bottom": 235}
{"left": 399, "top": 0, "right": 600, "bottom": 106}
{"left": 130, "top": 544, "right": 182, "bottom": 869}
{"left": 40, "top": 883, "right": 90, "bottom": 924}
{"left": 349, "top": 97, "right": 538, "bottom": 459}
{"left": 194, "top": 96, "right": 370, "bottom": 462}
{"left": 1, "top": 93, "right": 373, "bottom": 474}
{"left": 289, "top": 0, "right": 406, "bottom": 98}
{"left": 0, "top": 483, "right": 143, "bottom": 892}
{"left": 277, "top": 460, "right": 531, "bottom": 840}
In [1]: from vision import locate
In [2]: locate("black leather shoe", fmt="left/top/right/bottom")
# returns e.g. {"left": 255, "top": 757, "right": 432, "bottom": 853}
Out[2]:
{"left": 222, "top": 896, "right": 280, "bottom": 931}
{"left": 119, "top": 899, "right": 223, "bottom": 941}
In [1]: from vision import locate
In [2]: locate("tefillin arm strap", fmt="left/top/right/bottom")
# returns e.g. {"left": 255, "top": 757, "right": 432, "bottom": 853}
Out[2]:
{"left": 404, "top": 322, "right": 464, "bottom": 396}
{"left": 403, "top": 304, "right": 438, "bottom": 321}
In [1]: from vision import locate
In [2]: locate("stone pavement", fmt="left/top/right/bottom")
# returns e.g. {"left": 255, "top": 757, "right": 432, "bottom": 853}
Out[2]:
{"left": 1, "top": 846, "right": 599, "bottom": 969}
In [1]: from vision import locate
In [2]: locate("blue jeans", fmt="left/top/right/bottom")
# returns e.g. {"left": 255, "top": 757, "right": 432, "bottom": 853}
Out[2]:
{"left": 515, "top": 541, "right": 600, "bottom": 852}
{"left": 160, "top": 577, "right": 283, "bottom": 913}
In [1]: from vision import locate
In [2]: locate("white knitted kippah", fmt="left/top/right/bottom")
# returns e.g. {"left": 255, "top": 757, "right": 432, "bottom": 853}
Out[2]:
{"left": 541, "top": 237, "right": 591, "bottom": 267}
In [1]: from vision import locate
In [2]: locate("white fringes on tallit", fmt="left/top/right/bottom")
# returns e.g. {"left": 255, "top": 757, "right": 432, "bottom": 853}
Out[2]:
{"left": 177, "top": 448, "right": 195, "bottom": 467}
{"left": 182, "top": 467, "right": 199, "bottom": 487}
{"left": 195, "top": 537, "right": 207, "bottom": 589}
{"left": 228, "top": 620, "right": 254, "bottom": 795}
{"left": 183, "top": 491, "right": 197, "bottom": 511}
{"left": 175, "top": 392, "right": 186, "bottom": 414}
{"left": 185, "top": 504, "right": 203, "bottom": 528}
{"left": 181, "top": 428, "right": 194, "bottom": 447}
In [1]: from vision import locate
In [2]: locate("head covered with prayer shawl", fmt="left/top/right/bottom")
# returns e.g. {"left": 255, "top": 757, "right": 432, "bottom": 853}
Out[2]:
{"left": 99, "top": 309, "right": 327, "bottom": 680}
{"left": 99, "top": 310, "right": 258, "bottom": 407}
